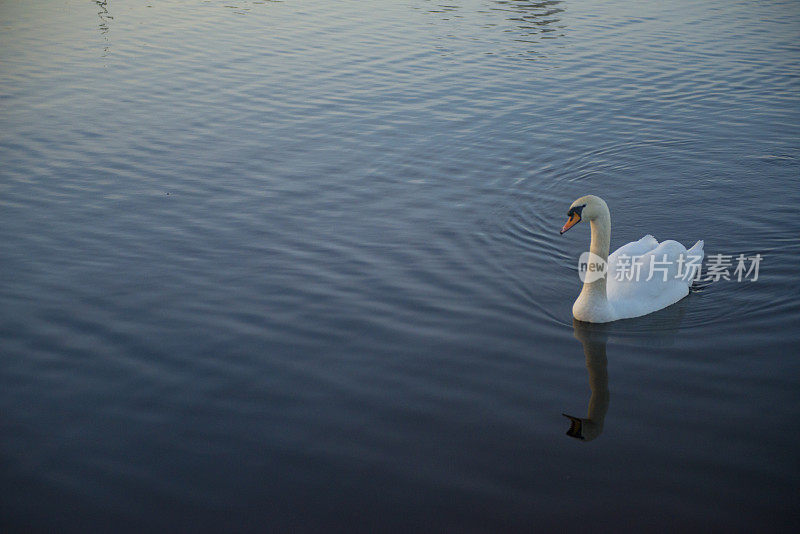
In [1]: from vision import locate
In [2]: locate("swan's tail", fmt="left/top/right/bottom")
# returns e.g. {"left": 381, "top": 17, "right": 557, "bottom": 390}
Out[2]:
{"left": 688, "top": 239, "right": 704, "bottom": 254}
{"left": 685, "top": 240, "right": 704, "bottom": 287}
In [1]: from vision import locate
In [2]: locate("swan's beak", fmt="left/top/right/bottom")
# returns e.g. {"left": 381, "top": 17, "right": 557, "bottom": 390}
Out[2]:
{"left": 560, "top": 213, "right": 580, "bottom": 235}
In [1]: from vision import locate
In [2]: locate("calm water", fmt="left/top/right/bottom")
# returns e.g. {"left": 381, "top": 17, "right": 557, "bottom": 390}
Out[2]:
{"left": 1, "top": 0, "right": 799, "bottom": 531}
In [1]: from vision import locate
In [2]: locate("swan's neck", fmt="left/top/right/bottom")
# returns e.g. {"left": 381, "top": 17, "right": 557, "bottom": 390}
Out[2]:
{"left": 572, "top": 200, "right": 614, "bottom": 323}
{"left": 583, "top": 211, "right": 611, "bottom": 298}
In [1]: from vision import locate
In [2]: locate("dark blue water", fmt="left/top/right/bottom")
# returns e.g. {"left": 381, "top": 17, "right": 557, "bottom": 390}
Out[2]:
{"left": 2, "top": 0, "right": 799, "bottom": 531}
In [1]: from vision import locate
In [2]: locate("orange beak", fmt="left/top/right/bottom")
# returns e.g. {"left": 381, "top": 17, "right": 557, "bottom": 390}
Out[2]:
{"left": 560, "top": 213, "right": 580, "bottom": 234}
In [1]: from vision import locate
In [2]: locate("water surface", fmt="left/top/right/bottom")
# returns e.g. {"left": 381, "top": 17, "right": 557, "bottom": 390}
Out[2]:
{"left": 1, "top": 0, "right": 799, "bottom": 531}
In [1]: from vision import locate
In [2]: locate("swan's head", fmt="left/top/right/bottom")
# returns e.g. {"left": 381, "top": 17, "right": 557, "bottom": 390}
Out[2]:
{"left": 560, "top": 195, "right": 609, "bottom": 235}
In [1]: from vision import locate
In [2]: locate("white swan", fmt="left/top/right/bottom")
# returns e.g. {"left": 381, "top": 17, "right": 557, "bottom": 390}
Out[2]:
{"left": 560, "top": 195, "right": 704, "bottom": 323}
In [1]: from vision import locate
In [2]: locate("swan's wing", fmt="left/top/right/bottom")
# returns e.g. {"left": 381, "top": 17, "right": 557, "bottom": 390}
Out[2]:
{"left": 608, "top": 234, "right": 659, "bottom": 266}
{"left": 607, "top": 235, "right": 659, "bottom": 284}
{"left": 607, "top": 239, "right": 704, "bottom": 303}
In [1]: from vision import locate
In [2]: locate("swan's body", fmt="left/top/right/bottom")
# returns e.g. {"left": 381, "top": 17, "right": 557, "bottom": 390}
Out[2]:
{"left": 561, "top": 195, "right": 703, "bottom": 323}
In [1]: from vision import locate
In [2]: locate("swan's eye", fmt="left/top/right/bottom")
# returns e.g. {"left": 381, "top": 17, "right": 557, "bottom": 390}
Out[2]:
{"left": 567, "top": 204, "right": 586, "bottom": 218}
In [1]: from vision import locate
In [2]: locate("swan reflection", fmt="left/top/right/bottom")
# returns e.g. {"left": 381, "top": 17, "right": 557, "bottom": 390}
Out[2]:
{"left": 494, "top": 0, "right": 565, "bottom": 38}
{"left": 563, "top": 319, "right": 610, "bottom": 441}
{"left": 563, "top": 298, "right": 689, "bottom": 441}
{"left": 95, "top": 0, "right": 112, "bottom": 56}
{"left": 424, "top": 0, "right": 566, "bottom": 59}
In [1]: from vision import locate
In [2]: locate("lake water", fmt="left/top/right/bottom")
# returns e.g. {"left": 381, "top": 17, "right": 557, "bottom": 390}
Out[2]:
{"left": 1, "top": 0, "right": 799, "bottom": 531}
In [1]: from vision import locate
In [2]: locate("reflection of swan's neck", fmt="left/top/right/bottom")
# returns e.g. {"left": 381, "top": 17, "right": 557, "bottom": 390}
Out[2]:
{"left": 583, "top": 336, "right": 609, "bottom": 436}
{"left": 565, "top": 321, "right": 610, "bottom": 441}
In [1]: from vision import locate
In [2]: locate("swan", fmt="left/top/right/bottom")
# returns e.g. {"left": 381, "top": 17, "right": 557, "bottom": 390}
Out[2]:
{"left": 560, "top": 195, "right": 703, "bottom": 323}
